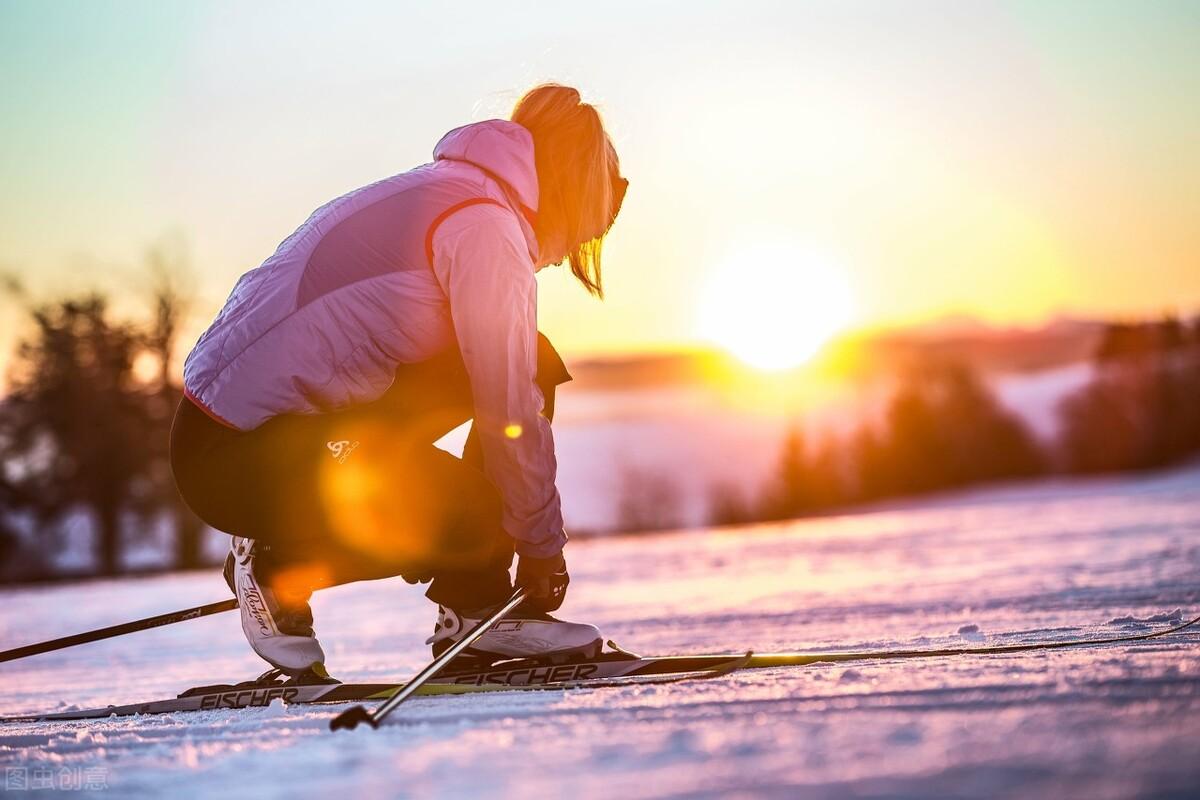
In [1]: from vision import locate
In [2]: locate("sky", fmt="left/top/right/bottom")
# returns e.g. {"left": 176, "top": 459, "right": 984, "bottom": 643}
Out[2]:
{"left": 1, "top": 0, "right": 1198, "bottom": 363}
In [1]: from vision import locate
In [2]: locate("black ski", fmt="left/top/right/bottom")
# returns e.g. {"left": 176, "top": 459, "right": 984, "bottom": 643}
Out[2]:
{"left": 0, "top": 650, "right": 750, "bottom": 723}
{"left": 4, "top": 613, "right": 1195, "bottom": 724}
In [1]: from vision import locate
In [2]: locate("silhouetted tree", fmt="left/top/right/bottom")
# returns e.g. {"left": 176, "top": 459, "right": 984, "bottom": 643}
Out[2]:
{"left": 1060, "top": 316, "right": 1200, "bottom": 473}
{"left": 141, "top": 245, "right": 206, "bottom": 568}
{"left": 884, "top": 381, "right": 949, "bottom": 494}
{"left": 849, "top": 424, "right": 895, "bottom": 501}
{"left": 760, "top": 425, "right": 820, "bottom": 519}
{"left": 887, "top": 363, "right": 1043, "bottom": 493}
{"left": 807, "top": 435, "right": 848, "bottom": 508}
{"left": 0, "top": 244, "right": 206, "bottom": 579}
{"left": 843, "top": 363, "right": 1043, "bottom": 503}
{"left": 616, "top": 462, "right": 684, "bottom": 533}
{"left": 0, "top": 296, "right": 153, "bottom": 574}
{"left": 706, "top": 480, "right": 754, "bottom": 527}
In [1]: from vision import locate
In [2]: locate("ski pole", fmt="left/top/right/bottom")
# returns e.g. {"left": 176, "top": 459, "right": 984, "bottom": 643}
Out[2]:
{"left": 330, "top": 586, "right": 528, "bottom": 731}
{"left": 0, "top": 598, "right": 239, "bottom": 664}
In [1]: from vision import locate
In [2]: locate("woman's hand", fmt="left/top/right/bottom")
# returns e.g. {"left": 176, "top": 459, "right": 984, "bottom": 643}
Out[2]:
{"left": 515, "top": 552, "right": 570, "bottom": 612}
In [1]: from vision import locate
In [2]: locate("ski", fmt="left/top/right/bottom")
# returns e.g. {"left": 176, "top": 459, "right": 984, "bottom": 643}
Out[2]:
{"left": 0, "top": 650, "right": 751, "bottom": 723}
{"left": 4, "top": 613, "right": 1195, "bottom": 724}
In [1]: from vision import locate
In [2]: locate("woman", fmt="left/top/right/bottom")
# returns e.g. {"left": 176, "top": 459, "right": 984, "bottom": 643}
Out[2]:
{"left": 171, "top": 84, "right": 627, "bottom": 681}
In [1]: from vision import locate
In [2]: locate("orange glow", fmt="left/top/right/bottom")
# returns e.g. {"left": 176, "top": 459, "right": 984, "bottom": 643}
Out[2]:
{"left": 270, "top": 562, "right": 333, "bottom": 603}
{"left": 317, "top": 423, "right": 436, "bottom": 567}
{"left": 697, "top": 243, "right": 855, "bottom": 371}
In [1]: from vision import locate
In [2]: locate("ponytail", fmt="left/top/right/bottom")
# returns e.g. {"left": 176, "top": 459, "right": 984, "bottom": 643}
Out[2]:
{"left": 512, "top": 84, "right": 627, "bottom": 298}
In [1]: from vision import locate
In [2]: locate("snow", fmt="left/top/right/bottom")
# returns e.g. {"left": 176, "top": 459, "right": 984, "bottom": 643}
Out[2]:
{"left": 1106, "top": 610, "right": 1185, "bottom": 627}
{"left": 987, "top": 362, "right": 1094, "bottom": 443}
{"left": 2, "top": 465, "right": 1199, "bottom": 798}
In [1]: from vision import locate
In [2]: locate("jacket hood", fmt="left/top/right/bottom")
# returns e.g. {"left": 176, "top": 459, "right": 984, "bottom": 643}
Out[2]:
{"left": 433, "top": 120, "right": 539, "bottom": 214}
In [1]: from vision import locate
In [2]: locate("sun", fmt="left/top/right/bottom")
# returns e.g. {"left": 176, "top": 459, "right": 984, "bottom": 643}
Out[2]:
{"left": 697, "top": 243, "right": 854, "bottom": 370}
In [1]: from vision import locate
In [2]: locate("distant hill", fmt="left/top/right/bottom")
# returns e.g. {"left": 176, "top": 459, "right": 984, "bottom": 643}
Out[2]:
{"left": 566, "top": 317, "right": 1106, "bottom": 390}
{"left": 852, "top": 316, "right": 1105, "bottom": 376}
{"left": 566, "top": 321, "right": 1099, "bottom": 393}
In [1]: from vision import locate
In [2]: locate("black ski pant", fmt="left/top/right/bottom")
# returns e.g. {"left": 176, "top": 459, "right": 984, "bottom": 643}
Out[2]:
{"left": 169, "top": 333, "right": 570, "bottom": 611}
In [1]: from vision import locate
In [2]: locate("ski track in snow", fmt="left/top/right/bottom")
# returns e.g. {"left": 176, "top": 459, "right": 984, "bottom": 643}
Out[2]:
{"left": 2, "top": 466, "right": 1199, "bottom": 798}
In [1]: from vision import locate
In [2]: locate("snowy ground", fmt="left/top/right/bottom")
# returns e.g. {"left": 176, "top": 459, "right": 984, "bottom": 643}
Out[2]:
{"left": 2, "top": 465, "right": 1199, "bottom": 799}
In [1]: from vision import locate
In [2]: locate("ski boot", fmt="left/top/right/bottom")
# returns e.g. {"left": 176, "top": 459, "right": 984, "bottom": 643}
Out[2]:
{"left": 224, "top": 536, "right": 329, "bottom": 678}
{"left": 426, "top": 602, "right": 602, "bottom": 668}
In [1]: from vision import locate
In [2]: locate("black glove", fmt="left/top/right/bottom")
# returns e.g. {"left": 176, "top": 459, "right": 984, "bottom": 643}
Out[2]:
{"left": 515, "top": 552, "right": 569, "bottom": 613}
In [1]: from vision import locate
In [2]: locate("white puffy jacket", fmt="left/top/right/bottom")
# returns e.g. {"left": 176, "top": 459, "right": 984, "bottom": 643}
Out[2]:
{"left": 183, "top": 119, "right": 565, "bottom": 557}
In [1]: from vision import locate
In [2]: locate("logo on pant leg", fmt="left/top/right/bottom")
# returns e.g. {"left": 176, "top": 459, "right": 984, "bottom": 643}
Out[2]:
{"left": 238, "top": 574, "right": 276, "bottom": 637}
{"left": 326, "top": 440, "right": 359, "bottom": 464}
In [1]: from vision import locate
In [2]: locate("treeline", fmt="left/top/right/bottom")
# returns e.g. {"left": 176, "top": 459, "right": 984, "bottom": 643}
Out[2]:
{"left": 0, "top": 251, "right": 209, "bottom": 581}
{"left": 1060, "top": 317, "right": 1200, "bottom": 473}
{"left": 706, "top": 314, "right": 1200, "bottom": 527}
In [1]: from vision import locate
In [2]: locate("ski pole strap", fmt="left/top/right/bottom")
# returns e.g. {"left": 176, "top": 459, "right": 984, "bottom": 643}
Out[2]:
{"left": 0, "top": 598, "right": 239, "bottom": 664}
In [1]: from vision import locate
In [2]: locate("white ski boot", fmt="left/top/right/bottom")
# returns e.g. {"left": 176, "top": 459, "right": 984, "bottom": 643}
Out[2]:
{"left": 427, "top": 603, "right": 602, "bottom": 664}
{"left": 224, "top": 536, "right": 328, "bottom": 677}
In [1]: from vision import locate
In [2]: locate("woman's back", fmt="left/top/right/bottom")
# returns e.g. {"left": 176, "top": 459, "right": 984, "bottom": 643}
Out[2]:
{"left": 183, "top": 120, "right": 539, "bottom": 430}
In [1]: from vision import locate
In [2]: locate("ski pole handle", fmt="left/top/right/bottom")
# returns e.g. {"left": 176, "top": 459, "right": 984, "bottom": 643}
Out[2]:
{"left": 330, "top": 587, "right": 528, "bottom": 731}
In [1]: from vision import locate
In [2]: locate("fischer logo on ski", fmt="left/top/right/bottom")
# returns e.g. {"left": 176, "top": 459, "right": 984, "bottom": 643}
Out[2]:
{"left": 198, "top": 686, "right": 302, "bottom": 710}
{"left": 451, "top": 663, "right": 602, "bottom": 686}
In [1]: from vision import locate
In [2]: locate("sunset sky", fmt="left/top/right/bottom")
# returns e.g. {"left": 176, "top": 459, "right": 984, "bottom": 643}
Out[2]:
{"left": 2, "top": 1, "right": 1198, "bottom": 364}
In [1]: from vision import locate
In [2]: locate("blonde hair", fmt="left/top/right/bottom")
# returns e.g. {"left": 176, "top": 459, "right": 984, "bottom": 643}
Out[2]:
{"left": 512, "top": 84, "right": 627, "bottom": 298}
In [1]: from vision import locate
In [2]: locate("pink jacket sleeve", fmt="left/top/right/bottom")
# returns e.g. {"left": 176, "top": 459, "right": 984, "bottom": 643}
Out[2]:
{"left": 430, "top": 204, "right": 566, "bottom": 558}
